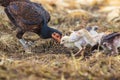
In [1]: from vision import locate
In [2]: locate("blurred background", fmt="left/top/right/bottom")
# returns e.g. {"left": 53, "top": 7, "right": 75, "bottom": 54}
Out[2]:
{"left": 0, "top": 0, "right": 120, "bottom": 80}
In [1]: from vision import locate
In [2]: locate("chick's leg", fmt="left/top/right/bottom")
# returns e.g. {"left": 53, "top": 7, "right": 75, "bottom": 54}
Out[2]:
{"left": 74, "top": 46, "right": 85, "bottom": 57}
{"left": 74, "top": 47, "right": 83, "bottom": 56}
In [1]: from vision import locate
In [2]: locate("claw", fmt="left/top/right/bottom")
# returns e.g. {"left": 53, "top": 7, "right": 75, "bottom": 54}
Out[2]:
{"left": 27, "top": 41, "right": 34, "bottom": 46}
{"left": 19, "top": 39, "right": 33, "bottom": 53}
{"left": 19, "top": 39, "right": 29, "bottom": 48}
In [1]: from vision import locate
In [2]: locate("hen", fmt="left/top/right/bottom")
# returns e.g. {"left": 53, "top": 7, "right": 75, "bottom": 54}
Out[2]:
{"left": 0, "top": 0, "right": 62, "bottom": 52}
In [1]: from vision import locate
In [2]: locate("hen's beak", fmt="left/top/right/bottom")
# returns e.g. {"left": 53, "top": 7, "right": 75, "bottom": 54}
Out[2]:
{"left": 52, "top": 32, "right": 62, "bottom": 43}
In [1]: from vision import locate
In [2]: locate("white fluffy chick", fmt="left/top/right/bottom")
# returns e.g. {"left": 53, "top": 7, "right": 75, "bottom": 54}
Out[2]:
{"left": 93, "top": 32, "right": 105, "bottom": 44}
{"left": 85, "top": 26, "right": 105, "bottom": 44}
{"left": 61, "top": 29, "right": 93, "bottom": 56}
{"left": 86, "top": 26, "right": 99, "bottom": 36}
{"left": 69, "top": 29, "right": 97, "bottom": 46}
{"left": 60, "top": 35, "right": 75, "bottom": 48}
{"left": 60, "top": 26, "right": 105, "bottom": 56}
{"left": 60, "top": 35, "right": 86, "bottom": 56}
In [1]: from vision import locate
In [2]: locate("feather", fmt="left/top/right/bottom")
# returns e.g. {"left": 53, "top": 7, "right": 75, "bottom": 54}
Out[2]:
{"left": 101, "top": 32, "right": 120, "bottom": 54}
{"left": 61, "top": 27, "right": 105, "bottom": 55}
{"left": 1, "top": 0, "right": 62, "bottom": 52}
{"left": 7, "top": 1, "right": 50, "bottom": 25}
{"left": 0, "top": 0, "right": 30, "bottom": 7}
{"left": 102, "top": 32, "right": 120, "bottom": 42}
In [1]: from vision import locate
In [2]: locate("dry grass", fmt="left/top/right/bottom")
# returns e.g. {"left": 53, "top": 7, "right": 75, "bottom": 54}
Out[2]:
{"left": 0, "top": 0, "right": 120, "bottom": 80}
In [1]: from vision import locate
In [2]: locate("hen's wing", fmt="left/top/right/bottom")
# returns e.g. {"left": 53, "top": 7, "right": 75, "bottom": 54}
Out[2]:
{"left": 6, "top": 1, "right": 50, "bottom": 25}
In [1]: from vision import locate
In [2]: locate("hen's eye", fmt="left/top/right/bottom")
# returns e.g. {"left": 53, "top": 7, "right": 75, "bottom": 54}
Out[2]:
{"left": 56, "top": 35, "right": 59, "bottom": 38}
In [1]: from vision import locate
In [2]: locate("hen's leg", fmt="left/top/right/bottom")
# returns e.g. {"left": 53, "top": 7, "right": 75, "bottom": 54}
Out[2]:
{"left": 16, "top": 30, "right": 31, "bottom": 53}
{"left": 19, "top": 38, "right": 28, "bottom": 49}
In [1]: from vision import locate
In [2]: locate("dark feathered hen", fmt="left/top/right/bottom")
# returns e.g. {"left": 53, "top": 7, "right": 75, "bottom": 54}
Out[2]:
{"left": 0, "top": 0, "right": 62, "bottom": 52}
{"left": 0, "top": 0, "right": 30, "bottom": 7}
{"left": 101, "top": 32, "right": 120, "bottom": 54}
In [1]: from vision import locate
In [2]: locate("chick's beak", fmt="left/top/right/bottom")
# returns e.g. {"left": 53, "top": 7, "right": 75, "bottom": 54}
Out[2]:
{"left": 52, "top": 32, "right": 62, "bottom": 43}
{"left": 60, "top": 42, "right": 63, "bottom": 44}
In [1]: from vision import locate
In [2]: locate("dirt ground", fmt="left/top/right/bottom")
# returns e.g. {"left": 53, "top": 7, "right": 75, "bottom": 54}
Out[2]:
{"left": 0, "top": 0, "right": 120, "bottom": 80}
